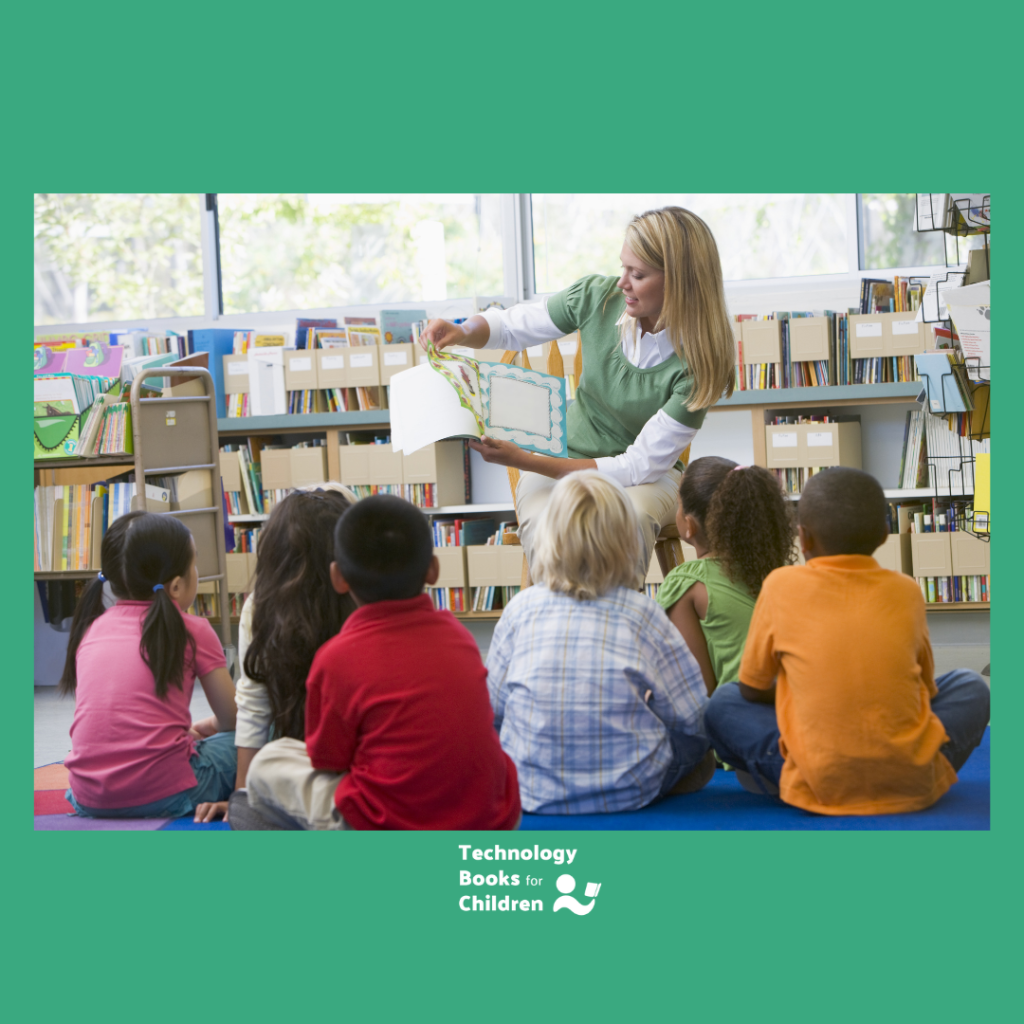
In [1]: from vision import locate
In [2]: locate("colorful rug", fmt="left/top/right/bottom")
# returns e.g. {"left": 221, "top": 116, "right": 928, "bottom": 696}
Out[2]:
{"left": 33, "top": 764, "right": 230, "bottom": 831}
{"left": 35, "top": 728, "right": 989, "bottom": 832}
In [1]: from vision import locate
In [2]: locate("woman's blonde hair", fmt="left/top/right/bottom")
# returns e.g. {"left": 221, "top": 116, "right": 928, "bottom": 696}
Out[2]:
{"left": 532, "top": 472, "right": 640, "bottom": 600}
{"left": 623, "top": 207, "right": 735, "bottom": 410}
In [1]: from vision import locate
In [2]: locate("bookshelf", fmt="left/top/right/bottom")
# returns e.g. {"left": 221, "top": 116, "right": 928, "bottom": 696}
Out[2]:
{"left": 34, "top": 367, "right": 232, "bottom": 647}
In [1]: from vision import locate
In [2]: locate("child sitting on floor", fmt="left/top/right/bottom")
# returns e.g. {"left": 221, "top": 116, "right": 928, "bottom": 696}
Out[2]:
{"left": 194, "top": 485, "right": 358, "bottom": 826}
{"left": 703, "top": 467, "right": 990, "bottom": 815}
{"left": 487, "top": 471, "right": 711, "bottom": 815}
{"left": 658, "top": 458, "right": 795, "bottom": 694}
{"left": 62, "top": 513, "right": 237, "bottom": 819}
{"left": 244, "top": 494, "right": 520, "bottom": 830}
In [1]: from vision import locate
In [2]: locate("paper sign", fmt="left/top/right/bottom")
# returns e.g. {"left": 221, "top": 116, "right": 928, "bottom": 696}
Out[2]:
{"left": 350, "top": 353, "right": 373, "bottom": 368}
{"left": 228, "top": 361, "right": 249, "bottom": 376}
{"left": 289, "top": 357, "right": 312, "bottom": 372}
{"left": 807, "top": 431, "right": 834, "bottom": 447}
{"left": 891, "top": 320, "right": 919, "bottom": 336}
{"left": 384, "top": 351, "right": 408, "bottom": 366}
{"left": 322, "top": 355, "right": 345, "bottom": 369}
{"left": 856, "top": 322, "right": 882, "bottom": 337}
{"left": 772, "top": 432, "right": 798, "bottom": 448}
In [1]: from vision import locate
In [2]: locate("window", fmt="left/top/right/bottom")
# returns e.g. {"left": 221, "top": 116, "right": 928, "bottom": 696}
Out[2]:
{"left": 34, "top": 193, "right": 205, "bottom": 324}
{"left": 217, "top": 194, "right": 505, "bottom": 314}
{"left": 530, "top": 193, "right": 850, "bottom": 294}
{"left": 859, "top": 193, "right": 945, "bottom": 270}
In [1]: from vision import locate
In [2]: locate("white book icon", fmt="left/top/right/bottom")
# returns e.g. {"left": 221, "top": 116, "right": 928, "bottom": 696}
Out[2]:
{"left": 584, "top": 882, "right": 602, "bottom": 899}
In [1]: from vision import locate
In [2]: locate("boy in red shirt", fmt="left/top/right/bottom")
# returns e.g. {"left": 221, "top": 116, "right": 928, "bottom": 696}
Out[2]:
{"left": 243, "top": 494, "right": 520, "bottom": 830}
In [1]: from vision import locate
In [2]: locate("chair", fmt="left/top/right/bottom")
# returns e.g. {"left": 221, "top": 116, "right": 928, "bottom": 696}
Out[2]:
{"left": 499, "top": 334, "right": 691, "bottom": 590}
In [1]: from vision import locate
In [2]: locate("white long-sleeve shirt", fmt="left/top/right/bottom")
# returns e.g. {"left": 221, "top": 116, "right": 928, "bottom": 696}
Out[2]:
{"left": 480, "top": 301, "right": 697, "bottom": 487}
{"left": 233, "top": 595, "right": 272, "bottom": 750}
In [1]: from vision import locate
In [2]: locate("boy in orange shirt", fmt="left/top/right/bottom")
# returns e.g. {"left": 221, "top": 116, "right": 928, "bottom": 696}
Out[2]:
{"left": 703, "top": 467, "right": 989, "bottom": 816}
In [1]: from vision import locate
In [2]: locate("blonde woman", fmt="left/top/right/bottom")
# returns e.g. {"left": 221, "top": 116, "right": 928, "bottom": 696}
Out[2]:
{"left": 419, "top": 207, "right": 735, "bottom": 573}
{"left": 486, "top": 472, "right": 713, "bottom": 814}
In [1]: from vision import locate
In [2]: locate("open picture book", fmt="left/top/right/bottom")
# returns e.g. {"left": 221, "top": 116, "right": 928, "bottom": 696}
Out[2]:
{"left": 389, "top": 345, "right": 567, "bottom": 458}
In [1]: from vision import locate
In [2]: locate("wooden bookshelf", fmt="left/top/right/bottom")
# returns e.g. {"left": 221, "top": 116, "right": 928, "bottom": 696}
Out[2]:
{"left": 717, "top": 382, "right": 922, "bottom": 408}
{"left": 217, "top": 411, "right": 390, "bottom": 434}
{"left": 924, "top": 603, "right": 990, "bottom": 612}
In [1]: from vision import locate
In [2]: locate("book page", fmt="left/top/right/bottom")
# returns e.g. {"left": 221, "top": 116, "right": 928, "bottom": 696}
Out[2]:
{"left": 479, "top": 361, "right": 567, "bottom": 457}
{"left": 389, "top": 363, "right": 482, "bottom": 455}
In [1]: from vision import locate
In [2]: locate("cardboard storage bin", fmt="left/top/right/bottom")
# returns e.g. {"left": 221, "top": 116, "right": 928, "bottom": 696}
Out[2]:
{"left": 433, "top": 546, "right": 468, "bottom": 589}
{"left": 260, "top": 449, "right": 293, "bottom": 490}
{"left": 951, "top": 533, "right": 990, "bottom": 575}
{"left": 226, "top": 552, "right": 254, "bottom": 593}
{"left": 874, "top": 532, "right": 911, "bottom": 574}
{"left": 380, "top": 343, "right": 414, "bottom": 384}
{"left": 788, "top": 316, "right": 831, "bottom": 362}
{"left": 740, "top": 319, "right": 782, "bottom": 364}
{"left": 220, "top": 450, "right": 243, "bottom": 493}
{"left": 290, "top": 447, "right": 327, "bottom": 488}
{"left": 402, "top": 440, "right": 467, "bottom": 505}
{"left": 223, "top": 355, "right": 251, "bottom": 394}
{"left": 368, "top": 444, "right": 403, "bottom": 486}
{"left": 499, "top": 545, "right": 525, "bottom": 586}
{"left": 172, "top": 469, "right": 214, "bottom": 511}
{"left": 339, "top": 445, "right": 372, "bottom": 486}
{"left": 849, "top": 312, "right": 930, "bottom": 359}
{"left": 467, "top": 546, "right": 502, "bottom": 588}
{"left": 765, "top": 426, "right": 804, "bottom": 468}
{"left": 316, "top": 349, "right": 348, "bottom": 388}
{"left": 346, "top": 346, "right": 380, "bottom": 386}
{"left": 283, "top": 350, "right": 318, "bottom": 390}
{"left": 802, "top": 421, "right": 861, "bottom": 469}
{"left": 911, "top": 533, "right": 953, "bottom": 577}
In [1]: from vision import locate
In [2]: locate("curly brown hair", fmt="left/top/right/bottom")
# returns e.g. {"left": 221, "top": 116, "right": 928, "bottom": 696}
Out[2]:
{"left": 680, "top": 457, "right": 796, "bottom": 596}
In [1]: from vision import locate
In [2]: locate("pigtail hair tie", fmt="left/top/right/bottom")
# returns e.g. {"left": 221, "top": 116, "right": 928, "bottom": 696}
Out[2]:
{"left": 152, "top": 584, "right": 165, "bottom": 593}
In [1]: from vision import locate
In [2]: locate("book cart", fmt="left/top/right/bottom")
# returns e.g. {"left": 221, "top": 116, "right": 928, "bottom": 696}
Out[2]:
{"left": 34, "top": 366, "right": 233, "bottom": 649}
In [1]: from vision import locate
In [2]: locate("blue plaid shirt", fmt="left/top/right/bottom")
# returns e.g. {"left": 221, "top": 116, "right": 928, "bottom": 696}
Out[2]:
{"left": 487, "top": 585, "right": 709, "bottom": 814}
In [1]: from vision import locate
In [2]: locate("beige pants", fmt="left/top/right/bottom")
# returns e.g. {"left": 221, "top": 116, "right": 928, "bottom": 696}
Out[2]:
{"left": 246, "top": 737, "right": 349, "bottom": 830}
{"left": 516, "top": 467, "right": 682, "bottom": 581}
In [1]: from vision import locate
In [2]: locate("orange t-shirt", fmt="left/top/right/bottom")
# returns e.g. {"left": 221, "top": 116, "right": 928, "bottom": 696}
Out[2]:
{"left": 739, "top": 555, "right": 956, "bottom": 815}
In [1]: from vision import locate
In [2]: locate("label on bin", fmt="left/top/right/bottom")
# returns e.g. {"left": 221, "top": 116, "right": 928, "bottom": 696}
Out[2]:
{"left": 321, "top": 355, "right": 345, "bottom": 369}
{"left": 891, "top": 319, "right": 919, "bottom": 335}
{"left": 350, "top": 353, "right": 373, "bottom": 368}
{"left": 228, "top": 361, "right": 249, "bottom": 376}
{"left": 289, "top": 357, "right": 312, "bottom": 372}
{"left": 806, "top": 431, "right": 834, "bottom": 447}
{"left": 384, "top": 351, "right": 408, "bottom": 366}
{"left": 855, "top": 322, "right": 882, "bottom": 337}
{"left": 771, "top": 432, "right": 798, "bottom": 448}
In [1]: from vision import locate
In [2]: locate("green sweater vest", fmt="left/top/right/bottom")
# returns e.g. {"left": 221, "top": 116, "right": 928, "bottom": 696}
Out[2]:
{"left": 547, "top": 274, "right": 707, "bottom": 460}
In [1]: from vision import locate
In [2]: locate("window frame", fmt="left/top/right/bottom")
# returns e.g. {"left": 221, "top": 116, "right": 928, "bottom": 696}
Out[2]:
{"left": 34, "top": 192, "right": 961, "bottom": 335}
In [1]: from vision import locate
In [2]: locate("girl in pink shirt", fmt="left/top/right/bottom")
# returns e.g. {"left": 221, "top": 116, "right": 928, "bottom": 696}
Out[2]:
{"left": 61, "top": 513, "right": 237, "bottom": 819}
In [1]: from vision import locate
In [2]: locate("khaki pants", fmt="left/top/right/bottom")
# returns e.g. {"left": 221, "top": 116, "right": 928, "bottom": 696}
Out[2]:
{"left": 246, "top": 737, "right": 349, "bottom": 830}
{"left": 516, "top": 467, "right": 681, "bottom": 582}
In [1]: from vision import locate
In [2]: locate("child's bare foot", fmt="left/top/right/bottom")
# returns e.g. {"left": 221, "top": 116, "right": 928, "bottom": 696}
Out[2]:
{"left": 669, "top": 750, "right": 716, "bottom": 794}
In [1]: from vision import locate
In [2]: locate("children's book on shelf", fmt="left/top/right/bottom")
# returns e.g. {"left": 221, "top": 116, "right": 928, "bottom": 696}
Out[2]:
{"left": 381, "top": 310, "right": 427, "bottom": 345}
{"left": 389, "top": 344, "right": 568, "bottom": 458}
{"left": 469, "top": 522, "right": 521, "bottom": 613}
{"left": 945, "top": 281, "right": 990, "bottom": 381}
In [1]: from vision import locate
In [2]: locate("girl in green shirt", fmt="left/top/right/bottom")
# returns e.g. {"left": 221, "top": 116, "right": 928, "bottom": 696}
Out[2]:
{"left": 658, "top": 457, "right": 796, "bottom": 695}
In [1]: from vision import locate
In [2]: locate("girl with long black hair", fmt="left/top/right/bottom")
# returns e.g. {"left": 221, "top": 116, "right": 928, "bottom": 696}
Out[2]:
{"left": 62, "top": 513, "right": 237, "bottom": 819}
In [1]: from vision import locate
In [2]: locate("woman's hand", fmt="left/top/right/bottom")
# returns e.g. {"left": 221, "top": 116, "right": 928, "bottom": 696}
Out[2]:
{"left": 418, "top": 315, "right": 491, "bottom": 352}
{"left": 194, "top": 801, "right": 229, "bottom": 823}
{"left": 467, "top": 437, "right": 525, "bottom": 469}
{"left": 419, "top": 318, "right": 468, "bottom": 353}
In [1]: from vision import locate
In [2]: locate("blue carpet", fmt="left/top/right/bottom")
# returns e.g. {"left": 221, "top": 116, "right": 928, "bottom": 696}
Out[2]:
{"left": 520, "top": 728, "right": 990, "bottom": 831}
{"left": 161, "top": 817, "right": 232, "bottom": 830}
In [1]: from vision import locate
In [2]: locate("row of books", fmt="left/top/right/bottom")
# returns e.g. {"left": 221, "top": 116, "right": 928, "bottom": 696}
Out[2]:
{"left": 232, "top": 526, "right": 261, "bottom": 553}
{"left": 899, "top": 410, "right": 989, "bottom": 491}
{"left": 430, "top": 588, "right": 468, "bottom": 612}
{"left": 735, "top": 311, "right": 858, "bottom": 391}
{"left": 189, "top": 592, "right": 245, "bottom": 620}
{"left": 772, "top": 467, "right": 824, "bottom": 496}
{"left": 918, "top": 576, "right": 989, "bottom": 604}
{"left": 33, "top": 479, "right": 175, "bottom": 571}
{"left": 851, "top": 356, "right": 917, "bottom": 385}
{"left": 857, "top": 277, "right": 925, "bottom": 315}
{"left": 75, "top": 396, "right": 133, "bottom": 457}
{"left": 472, "top": 585, "right": 521, "bottom": 613}
{"left": 431, "top": 517, "right": 502, "bottom": 548}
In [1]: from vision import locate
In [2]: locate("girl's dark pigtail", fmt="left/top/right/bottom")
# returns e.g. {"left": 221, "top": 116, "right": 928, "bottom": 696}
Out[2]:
{"left": 706, "top": 466, "right": 797, "bottom": 596}
{"left": 58, "top": 576, "right": 107, "bottom": 696}
{"left": 140, "top": 586, "right": 194, "bottom": 699}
